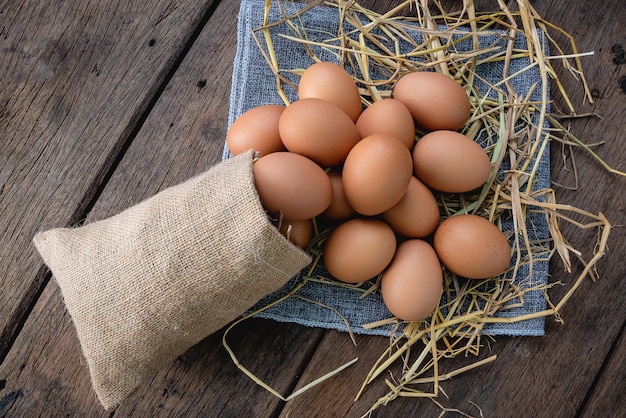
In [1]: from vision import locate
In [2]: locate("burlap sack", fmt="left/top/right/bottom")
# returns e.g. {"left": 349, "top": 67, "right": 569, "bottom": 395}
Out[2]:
{"left": 33, "top": 150, "right": 312, "bottom": 410}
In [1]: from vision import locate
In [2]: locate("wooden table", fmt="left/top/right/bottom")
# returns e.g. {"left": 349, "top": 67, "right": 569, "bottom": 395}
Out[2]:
{"left": 1, "top": 0, "right": 625, "bottom": 416}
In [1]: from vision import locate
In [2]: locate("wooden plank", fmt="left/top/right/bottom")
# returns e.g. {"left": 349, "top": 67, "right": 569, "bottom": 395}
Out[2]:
{"left": 116, "top": 319, "right": 324, "bottom": 417}
{"left": 0, "top": 280, "right": 108, "bottom": 416}
{"left": 0, "top": 280, "right": 323, "bottom": 415}
{"left": 581, "top": 325, "right": 626, "bottom": 418}
{"left": 0, "top": 0, "right": 218, "bottom": 359}
{"left": 0, "top": 0, "right": 327, "bottom": 415}
{"left": 2, "top": 0, "right": 625, "bottom": 416}
{"left": 280, "top": 0, "right": 626, "bottom": 416}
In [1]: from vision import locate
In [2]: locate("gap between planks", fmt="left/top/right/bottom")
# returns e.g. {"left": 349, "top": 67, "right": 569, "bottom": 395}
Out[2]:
{"left": 0, "top": 0, "right": 226, "bottom": 366}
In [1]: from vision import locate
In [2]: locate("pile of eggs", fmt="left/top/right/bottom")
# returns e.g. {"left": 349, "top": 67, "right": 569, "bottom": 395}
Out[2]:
{"left": 227, "top": 62, "right": 512, "bottom": 322}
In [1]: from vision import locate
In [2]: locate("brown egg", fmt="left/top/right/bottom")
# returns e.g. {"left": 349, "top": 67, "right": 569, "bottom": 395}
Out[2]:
{"left": 356, "top": 99, "right": 415, "bottom": 150}
{"left": 279, "top": 98, "right": 361, "bottom": 167}
{"left": 226, "top": 104, "right": 287, "bottom": 156}
{"left": 392, "top": 71, "right": 471, "bottom": 131}
{"left": 342, "top": 134, "right": 413, "bottom": 216}
{"left": 323, "top": 218, "right": 396, "bottom": 284}
{"left": 298, "top": 62, "right": 362, "bottom": 122}
{"left": 433, "top": 214, "right": 511, "bottom": 279}
{"left": 321, "top": 169, "right": 356, "bottom": 221}
{"left": 381, "top": 176, "right": 440, "bottom": 238}
{"left": 253, "top": 152, "right": 332, "bottom": 221}
{"left": 278, "top": 218, "right": 313, "bottom": 249}
{"left": 412, "top": 130, "right": 491, "bottom": 193}
{"left": 381, "top": 239, "right": 443, "bottom": 322}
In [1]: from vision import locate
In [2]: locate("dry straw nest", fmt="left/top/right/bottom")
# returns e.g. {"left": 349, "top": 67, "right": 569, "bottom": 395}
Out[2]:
{"left": 223, "top": 0, "right": 625, "bottom": 414}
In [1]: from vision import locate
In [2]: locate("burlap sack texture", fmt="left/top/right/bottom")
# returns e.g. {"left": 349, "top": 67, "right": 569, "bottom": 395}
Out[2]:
{"left": 33, "top": 150, "right": 312, "bottom": 410}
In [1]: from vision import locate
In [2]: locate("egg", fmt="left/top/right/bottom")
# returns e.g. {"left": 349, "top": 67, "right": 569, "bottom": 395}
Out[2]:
{"left": 412, "top": 130, "right": 491, "bottom": 193}
{"left": 279, "top": 98, "right": 361, "bottom": 167}
{"left": 298, "top": 61, "right": 362, "bottom": 122}
{"left": 433, "top": 214, "right": 511, "bottom": 279}
{"left": 380, "top": 239, "right": 443, "bottom": 322}
{"left": 278, "top": 218, "right": 313, "bottom": 249}
{"left": 226, "top": 104, "right": 287, "bottom": 156}
{"left": 381, "top": 176, "right": 440, "bottom": 238}
{"left": 323, "top": 218, "right": 396, "bottom": 284}
{"left": 342, "top": 134, "right": 413, "bottom": 216}
{"left": 253, "top": 152, "right": 332, "bottom": 221}
{"left": 321, "top": 169, "right": 356, "bottom": 221}
{"left": 356, "top": 98, "right": 415, "bottom": 150}
{"left": 392, "top": 71, "right": 471, "bottom": 131}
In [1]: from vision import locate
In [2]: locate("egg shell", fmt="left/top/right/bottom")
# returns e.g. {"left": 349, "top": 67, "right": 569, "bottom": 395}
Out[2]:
{"left": 279, "top": 98, "right": 361, "bottom": 167}
{"left": 253, "top": 152, "right": 332, "bottom": 221}
{"left": 298, "top": 62, "right": 362, "bottom": 122}
{"left": 412, "top": 130, "right": 491, "bottom": 193}
{"left": 356, "top": 98, "right": 415, "bottom": 150}
{"left": 278, "top": 218, "right": 313, "bottom": 249}
{"left": 433, "top": 214, "right": 511, "bottom": 279}
{"left": 342, "top": 134, "right": 413, "bottom": 216}
{"left": 393, "top": 71, "right": 471, "bottom": 131}
{"left": 381, "top": 239, "right": 443, "bottom": 322}
{"left": 226, "top": 104, "right": 287, "bottom": 156}
{"left": 323, "top": 218, "right": 397, "bottom": 284}
{"left": 381, "top": 176, "right": 440, "bottom": 238}
{"left": 321, "top": 169, "right": 356, "bottom": 221}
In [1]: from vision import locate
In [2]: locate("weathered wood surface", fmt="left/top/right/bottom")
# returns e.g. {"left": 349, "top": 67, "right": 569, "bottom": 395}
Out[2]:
{"left": 1, "top": 0, "right": 625, "bottom": 417}
{"left": 0, "top": 0, "right": 219, "bottom": 360}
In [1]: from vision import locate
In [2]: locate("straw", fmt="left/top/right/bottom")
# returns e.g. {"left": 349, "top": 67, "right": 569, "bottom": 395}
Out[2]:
{"left": 227, "top": 0, "right": 623, "bottom": 414}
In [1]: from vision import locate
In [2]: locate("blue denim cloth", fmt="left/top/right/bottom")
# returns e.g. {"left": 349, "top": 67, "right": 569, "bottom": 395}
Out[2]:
{"left": 224, "top": 0, "right": 550, "bottom": 336}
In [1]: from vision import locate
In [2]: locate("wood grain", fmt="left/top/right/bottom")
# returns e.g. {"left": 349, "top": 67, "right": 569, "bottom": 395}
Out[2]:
{"left": 0, "top": 0, "right": 624, "bottom": 416}
{"left": 581, "top": 324, "right": 626, "bottom": 418}
{"left": 0, "top": 0, "right": 219, "bottom": 360}
{"left": 0, "top": 281, "right": 108, "bottom": 416}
